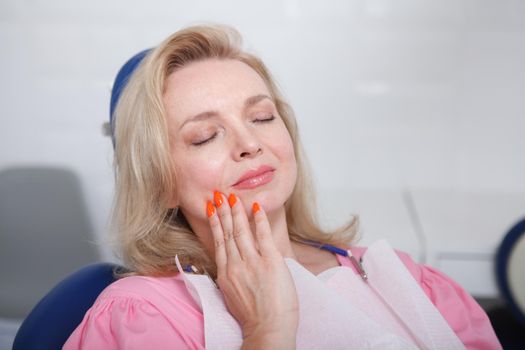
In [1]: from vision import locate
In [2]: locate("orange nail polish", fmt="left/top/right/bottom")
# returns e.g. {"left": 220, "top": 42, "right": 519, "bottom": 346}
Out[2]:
{"left": 252, "top": 202, "right": 260, "bottom": 214}
{"left": 206, "top": 201, "right": 215, "bottom": 217}
{"left": 228, "top": 193, "right": 237, "bottom": 208}
{"left": 213, "top": 191, "right": 223, "bottom": 207}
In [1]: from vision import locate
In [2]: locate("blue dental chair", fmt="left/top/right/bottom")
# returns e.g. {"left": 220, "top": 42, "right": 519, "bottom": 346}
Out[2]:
{"left": 491, "top": 217, "right": 525, "bottom": 349}
{"left": 12, "top": 263, "right": 122, "bottom": 350}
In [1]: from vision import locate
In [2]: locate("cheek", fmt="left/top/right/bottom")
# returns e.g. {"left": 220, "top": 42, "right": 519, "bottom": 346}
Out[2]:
{"left": 179, "top": 163, "right": 215, "bottom": 188}
{"left": 267, "top": 127, "right": 298, "bottom": 193}
{"left": 273, "top": 129, "right": 297, "bottom": 166}
{"left": 174, "top": 152, "right": 225, "bottom": 210}
{"left": 280, "top": 132, "right": 298, "bottom": 191}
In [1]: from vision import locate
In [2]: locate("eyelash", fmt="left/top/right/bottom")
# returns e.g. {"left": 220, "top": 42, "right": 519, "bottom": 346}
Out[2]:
{"left": 192, "top": 132, "right": 217, "bottom": 146}
{"left": 254, "top": 114, "right": 275, "bottom": 123}
{"left": 191, "top": 115, "right": 275, "bottom": 146}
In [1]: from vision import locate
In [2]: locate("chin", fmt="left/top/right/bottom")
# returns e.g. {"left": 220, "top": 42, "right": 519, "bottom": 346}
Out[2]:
{"left": 239, "top": 187, "right": 290, "bottom": 215}
{"left": 235, "top": 169, "right": 297, "bottom": 215}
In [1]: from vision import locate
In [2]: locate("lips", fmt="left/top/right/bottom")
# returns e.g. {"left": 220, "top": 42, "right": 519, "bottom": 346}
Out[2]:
{"left": 233, "top": 165, "right": 275, "bottom": 190}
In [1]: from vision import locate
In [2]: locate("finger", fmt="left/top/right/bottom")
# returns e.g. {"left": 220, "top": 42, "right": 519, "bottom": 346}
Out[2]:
{"left": 214, "top": 191, "right": 241, "bottom": 262}
{"left": 252, "top": 202, "right": 277, "bottom": 257}
{"left": 207, "top": 200, "right": 226, "bottom": 273}
{"left": 228, "top": 194, "right": 258, "bottom": 260}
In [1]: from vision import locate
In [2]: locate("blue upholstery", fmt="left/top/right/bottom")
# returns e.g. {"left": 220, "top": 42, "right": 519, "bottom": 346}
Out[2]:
{"left": 12, "top": 262, "right": 122, "bottom": 350}
{"left": 496, "top": 217, "right": 525, "bottom": 327}
{"left": 109, "top": 49, "right": 151, "bottom": 146}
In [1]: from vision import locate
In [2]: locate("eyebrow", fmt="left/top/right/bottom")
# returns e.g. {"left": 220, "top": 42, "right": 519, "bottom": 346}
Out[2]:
{"left": 245, "top": 94, "right": 273, "bottom": 108}
{"left": 179, "top": 94, "right": 273, "bottom": 130}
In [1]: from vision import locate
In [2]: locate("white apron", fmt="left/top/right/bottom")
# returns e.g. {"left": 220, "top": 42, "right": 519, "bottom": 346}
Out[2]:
{"left": 175, "top": 240, "right": 465, "bottom": 349}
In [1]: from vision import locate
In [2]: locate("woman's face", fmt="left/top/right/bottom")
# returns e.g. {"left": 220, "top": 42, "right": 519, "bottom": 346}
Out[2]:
{"left": 164, "top": 59, "right": 297, "bottom": 227}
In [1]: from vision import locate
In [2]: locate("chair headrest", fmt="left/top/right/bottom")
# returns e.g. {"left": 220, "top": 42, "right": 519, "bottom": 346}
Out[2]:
{"left": 109, "top": 49, "right": 151, "bottom": 145}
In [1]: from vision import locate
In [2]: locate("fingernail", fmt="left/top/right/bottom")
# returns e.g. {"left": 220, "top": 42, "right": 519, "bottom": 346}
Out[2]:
{"left": 206, "top": 200, "right": 215, "bottom": 217}
{"left": 213, "top": 191, "right": 223, "bottom": 207}
{"left": 252, "top": 202, "right": 260, "bottom": 214}
{"left": 228, "top": 193, "right": 237, "bottom": 208}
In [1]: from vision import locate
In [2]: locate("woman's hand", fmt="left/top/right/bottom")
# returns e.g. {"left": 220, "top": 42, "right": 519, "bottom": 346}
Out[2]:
{"left": 206, "top": 191, "right": 299, "bottom": 349}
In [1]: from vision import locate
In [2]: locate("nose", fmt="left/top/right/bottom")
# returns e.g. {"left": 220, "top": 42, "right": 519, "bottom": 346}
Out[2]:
{"left": 232, "top": 126, "right": 263, "bottom": 161}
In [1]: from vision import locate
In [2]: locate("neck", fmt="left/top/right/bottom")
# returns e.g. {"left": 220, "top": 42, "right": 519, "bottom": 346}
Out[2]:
{"left": 253, "top": 209, "right": 337, "bottom": 275}
{"left": 263, "top": 207, "right": 297, "bottom": 259}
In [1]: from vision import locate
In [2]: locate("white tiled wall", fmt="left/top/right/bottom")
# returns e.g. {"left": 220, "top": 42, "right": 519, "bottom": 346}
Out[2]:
{"left": 1, "top": 0, "right": 524, "bottom": 292}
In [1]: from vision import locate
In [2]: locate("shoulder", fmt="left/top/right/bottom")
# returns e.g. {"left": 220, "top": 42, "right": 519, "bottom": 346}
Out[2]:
{"left": 63, "top": 274, "right": 205, "bottom": 350}
{"left": 347, "top": 245, "right": 434, "bottom": 283}
{"left": 94, "top": 274, "right": 202, "bottom": 316}
{"left": 347, "top": 244, "right": 501, "bottom": 349}
{"left": 97, "top": 273, "right": 203, "bottom": 328}
{"left": 101, "top": 274, "right": 194, "bottom": 303}
{"left": 348, "top": 244, "right": 476, "bottom": 304}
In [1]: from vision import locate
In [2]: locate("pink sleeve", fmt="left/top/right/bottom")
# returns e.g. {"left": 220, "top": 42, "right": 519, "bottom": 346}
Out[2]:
{"left": 63, "top": 296, "right": 204, "bottom": 350}
{"left": 396, "top": 252, "right": 502, "bottom": 350}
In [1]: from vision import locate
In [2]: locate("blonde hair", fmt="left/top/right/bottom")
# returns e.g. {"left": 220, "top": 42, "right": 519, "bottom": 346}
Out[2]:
{"left": 112, "top": 25, "right": 358, "bottom": 278}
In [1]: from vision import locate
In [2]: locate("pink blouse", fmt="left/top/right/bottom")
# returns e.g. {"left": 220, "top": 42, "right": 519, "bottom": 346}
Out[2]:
{"left": 63, "top": 247, "right": 501, "bottom": 349}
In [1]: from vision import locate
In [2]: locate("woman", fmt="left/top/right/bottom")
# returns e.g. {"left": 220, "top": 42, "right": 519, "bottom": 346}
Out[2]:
{"left": 64, "top": 25, "right": 501, "bottom": 349}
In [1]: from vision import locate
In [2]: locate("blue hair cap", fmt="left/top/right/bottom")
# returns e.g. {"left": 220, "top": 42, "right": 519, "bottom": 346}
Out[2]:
{"left": 109, "top": 49, "right": 151, "bottom": 141}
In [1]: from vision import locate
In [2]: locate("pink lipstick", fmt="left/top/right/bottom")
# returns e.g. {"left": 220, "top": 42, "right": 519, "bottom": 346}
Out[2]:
{"left": 233, "top": 165, "right": 275, "bottom": 190}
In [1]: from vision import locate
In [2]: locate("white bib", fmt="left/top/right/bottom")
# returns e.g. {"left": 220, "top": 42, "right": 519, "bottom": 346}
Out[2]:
{"left": 176, "top": 240, "right": 465, "bottom": 350}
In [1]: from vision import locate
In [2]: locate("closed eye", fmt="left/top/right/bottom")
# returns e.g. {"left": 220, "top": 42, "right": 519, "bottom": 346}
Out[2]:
{"left": 253, "top": 115, "right": 275, "bottom": 123}
{"left": 192, "top": 132, "right": 217, "bottom": 146}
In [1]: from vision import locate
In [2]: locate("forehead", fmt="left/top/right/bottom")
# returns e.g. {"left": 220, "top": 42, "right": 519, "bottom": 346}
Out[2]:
{"left": 163, "top": 59, "right": 271, "bottom": 127}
